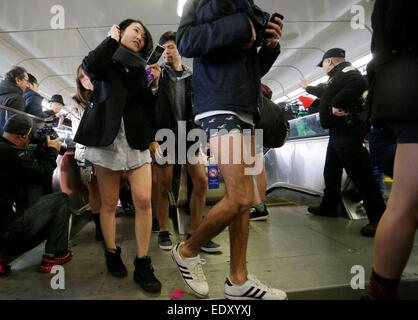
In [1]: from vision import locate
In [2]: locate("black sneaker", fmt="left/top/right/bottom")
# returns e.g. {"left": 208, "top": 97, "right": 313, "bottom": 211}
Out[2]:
{"left": 152, "top": 217, "right": 160, "bottom": 233}
{"left": 307, "top": 206, "right": 338, "bottom": 217}
{"left": 104, "top": 247, "right": 127, "bottom": 278}
{"left": 201, "top": 240, "right": 222, "bottom": 253}
{"left": 92, "top": 214, "right": 104, "bottom": 242}
{"left": 158, "top": 231, "right": 173, "bottom": 250}
{"left": 249, "top": 204, "right": 269, "bottom": 221}
{"left": 133, "top": 256, "right": 162, "bottom": 293}
{"left": 361, "top": 221, "right": 379, "bottom": 237}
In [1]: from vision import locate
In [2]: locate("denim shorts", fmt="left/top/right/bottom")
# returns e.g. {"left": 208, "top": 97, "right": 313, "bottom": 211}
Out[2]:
{"left": 392, "top": 121, "right": 418, "bottom": 144}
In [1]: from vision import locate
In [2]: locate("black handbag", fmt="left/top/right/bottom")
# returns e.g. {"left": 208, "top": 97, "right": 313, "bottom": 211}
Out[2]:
{"left": 255, "top": 96, "right": 290, "bottom": 148}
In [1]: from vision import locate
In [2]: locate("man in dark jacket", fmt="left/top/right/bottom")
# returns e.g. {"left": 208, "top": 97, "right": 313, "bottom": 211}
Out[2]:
{"left": 305, "top": 48, "right": 386, "bottom": 237}
{"left": 0, "top": 114, "right": 72, "bottom": 276}
{"left": 151, "top": 31, "right": 221, "bottom": 253}
{"left": 171, "top": 0, "right": 287, "bottom": 300}
{"left": 0, "top": 66, "right": 29, "bottom": 135}
{"left": 22, "top": 74, "right": 46, "bottom": 128}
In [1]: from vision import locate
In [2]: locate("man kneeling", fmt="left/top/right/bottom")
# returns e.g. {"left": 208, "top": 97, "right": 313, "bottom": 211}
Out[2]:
{"left": 0, "top": 114, "right": 72, "bottom": 275}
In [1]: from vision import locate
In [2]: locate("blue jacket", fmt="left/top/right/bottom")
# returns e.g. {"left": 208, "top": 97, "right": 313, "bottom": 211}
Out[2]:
{"left": 22, "top": 88, "right": 45, "bottom": 119}
{"left": 176, "top": 0, "right": 280, "bottom": 118}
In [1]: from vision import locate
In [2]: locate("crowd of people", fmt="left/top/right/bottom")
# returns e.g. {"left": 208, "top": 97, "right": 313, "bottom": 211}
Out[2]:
{"left": 0, "top": 0, "right": 416, "bottom": 301}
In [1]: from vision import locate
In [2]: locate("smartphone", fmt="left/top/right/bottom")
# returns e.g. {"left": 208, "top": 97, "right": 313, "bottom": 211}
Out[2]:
{"left": 146, "top": 44, "right": 165, "bottom": 65}
{"left": 264, "top": 13, "right": 284, "bottom": 39}
{"left": 270, "top": 12, "right": 284, "bottom": 24}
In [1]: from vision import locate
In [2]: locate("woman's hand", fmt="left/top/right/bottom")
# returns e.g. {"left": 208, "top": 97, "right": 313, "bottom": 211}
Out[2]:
{"left": 332, "top": 107, "right": 348, "bottom": 117}
{"left": 149, "top": 141, "right": 163, "bottom": 160}
{"left": 108, "top": 25, "right": 121, "bottom": 42}
{"left": 147, "top": 63, "right": 161, "bottom": 89}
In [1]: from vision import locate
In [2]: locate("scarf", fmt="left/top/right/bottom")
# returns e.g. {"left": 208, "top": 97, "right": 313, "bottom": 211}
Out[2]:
{"left": 112, "top": 46, "right": 147, "bottom": 68}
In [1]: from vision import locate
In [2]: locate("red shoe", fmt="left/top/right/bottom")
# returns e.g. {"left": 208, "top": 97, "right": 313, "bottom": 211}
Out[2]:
{"left": 39, "top": 250, "right": 72, "bottom": 273}
{"left": 0, "top": 252, "right": 11, "bottom": 276}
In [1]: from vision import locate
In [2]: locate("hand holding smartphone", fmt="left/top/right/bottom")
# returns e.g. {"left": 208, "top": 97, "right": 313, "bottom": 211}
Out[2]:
{"left": 264, "top": 13, "right": 284, "bottom": 39}
{"left": 147, "top": 44, "right": 165, "bottom": 65}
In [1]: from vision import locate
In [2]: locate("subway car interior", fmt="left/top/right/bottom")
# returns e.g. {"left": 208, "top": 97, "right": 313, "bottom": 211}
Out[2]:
{"left": 0, "top": 0, "right": 417, "bottom": 301}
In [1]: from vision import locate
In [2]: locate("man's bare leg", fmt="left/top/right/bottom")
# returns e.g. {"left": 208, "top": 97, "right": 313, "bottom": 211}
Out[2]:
{"left": 154, "top": 164, "right": 174, "bottom": 232}
{"left": 180, "top": 134, "right": 253, "bottom": 285}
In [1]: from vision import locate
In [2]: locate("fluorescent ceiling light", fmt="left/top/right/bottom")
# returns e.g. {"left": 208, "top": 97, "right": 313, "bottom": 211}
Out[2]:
{"left": 352, "top": 54, "right": 372, "bottom": 69}
{"left": 177, "top": 0, "right": 188, "bottom": 17}
{"left": 309, "top": 75, "right": 329, "bottom": 87}
{"left": 274, "top": 96, "right": 289, "bottom": 104}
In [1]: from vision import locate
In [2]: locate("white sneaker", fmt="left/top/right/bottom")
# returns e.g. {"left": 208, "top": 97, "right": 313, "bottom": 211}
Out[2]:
{"left": 171, "top": 242, "right": 209, "bottom": 298}
{"left": 224, "top": 274, "right": 287, "bottom": 300}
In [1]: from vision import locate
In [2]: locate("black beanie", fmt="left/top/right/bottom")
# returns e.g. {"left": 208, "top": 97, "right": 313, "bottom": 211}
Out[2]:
{"left": 3, "top": 114, "right": 33, "bottom": 135}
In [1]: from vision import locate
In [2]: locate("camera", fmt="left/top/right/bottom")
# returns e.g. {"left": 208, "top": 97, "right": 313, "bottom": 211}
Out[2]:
{"left": 30, "top": 125, "right": 67, "bottom": 155}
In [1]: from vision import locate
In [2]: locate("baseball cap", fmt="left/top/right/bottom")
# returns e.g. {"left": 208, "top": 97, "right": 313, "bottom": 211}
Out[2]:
{"left": 317, "top": 48, "right": 346, "bottom": 67}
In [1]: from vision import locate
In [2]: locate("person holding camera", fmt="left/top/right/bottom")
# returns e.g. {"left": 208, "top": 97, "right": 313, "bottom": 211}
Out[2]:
{"left": 73, "top": 19, "right": 161, "bottom": 293}
{"left": 0, "top": 114, "right": 72, "bottom": 276}
{"left": 304, "top": 48, "right": 386, "bottom": 237}
{"left": 172, "top": 0, "right": 287, "bottom": 299}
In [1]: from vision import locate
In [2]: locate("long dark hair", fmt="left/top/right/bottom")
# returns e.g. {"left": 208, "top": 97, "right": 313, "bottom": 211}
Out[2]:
{"left": 119, "top": 19, "right": 153, "bottom": 58}
{"left": 74, "top": 65, "right": 92, "bottom": 108}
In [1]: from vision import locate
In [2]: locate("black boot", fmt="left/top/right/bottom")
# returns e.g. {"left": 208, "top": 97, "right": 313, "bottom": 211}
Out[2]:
{"left": 307, "top": 206, "right": 338, "bottom": 217}
{"left": 104, "top": 247, "right": 127, "bottom": 278}
{"left": 133, "top": 256, "right": 161, "bottom": 293}
{"left": 361, "top": 221, "right": 379, "bottom": 237}
{"left": 92, "top": 214, "right": 104, "bottom": 241}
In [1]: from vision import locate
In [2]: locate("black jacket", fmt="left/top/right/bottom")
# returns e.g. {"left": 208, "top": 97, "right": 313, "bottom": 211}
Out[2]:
{"left": 362, "top": 0, "right": 418, "bottom": 125}
{"left": 318, "top": 62, "right": 368, "bottom": 130}
{"left": 306, "top": 83, "right": 327, "bottom": 99}
{"left": 176, "top": 0, "right": 280, "bottom": 118}
{"left": 0, "top": 137, "right": 58, "bottom": 233}
{"left": 74, "top": 37, "right": 156, "bottom": 150}
{"left": 154, "top": 65, "right": 196, "bottom": 135}
{"left": 0, "top": 80, "right": 26, "bottom": 135}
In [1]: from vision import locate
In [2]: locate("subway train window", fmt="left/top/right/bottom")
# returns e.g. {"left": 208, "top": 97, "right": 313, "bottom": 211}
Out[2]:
{"left": 0, "top": 0, "right": 417, "bottom": 308}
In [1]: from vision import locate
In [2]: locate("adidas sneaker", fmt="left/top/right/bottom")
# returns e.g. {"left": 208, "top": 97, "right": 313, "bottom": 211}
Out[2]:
{"left": 224, "top": 274, "right": 287, "bottom": 300}
{"left": 171, "top": 242, "right": 209, "bottom": 298}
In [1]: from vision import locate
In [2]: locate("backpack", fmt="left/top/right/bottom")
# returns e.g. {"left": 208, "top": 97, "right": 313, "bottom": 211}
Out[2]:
{"left": 255, "top": 96, "right": 290, "bottom": 148}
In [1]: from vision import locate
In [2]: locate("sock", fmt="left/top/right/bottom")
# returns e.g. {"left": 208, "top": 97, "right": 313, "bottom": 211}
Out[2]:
{"left": 105, "top": 248, "right": 118, "bottom": 254}
{"left": 253, "top": 202, "right": 265, "bottom": 212}
{"left": 364, "top": 269, "right": 400, "bottom": 300}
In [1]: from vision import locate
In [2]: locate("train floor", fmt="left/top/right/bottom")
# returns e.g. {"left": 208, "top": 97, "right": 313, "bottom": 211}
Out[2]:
{"left": 1, "top": 191, "right": 417, "bottom": 300}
